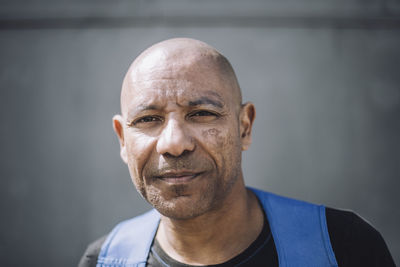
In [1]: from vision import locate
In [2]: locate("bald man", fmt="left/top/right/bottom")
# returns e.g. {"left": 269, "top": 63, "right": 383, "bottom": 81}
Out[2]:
{"left": 79, "top": 38, "right": 394, "bottom": 267}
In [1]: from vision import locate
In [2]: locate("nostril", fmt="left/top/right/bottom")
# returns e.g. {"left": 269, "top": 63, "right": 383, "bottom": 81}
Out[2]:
{"left": 163, "top": 152, "right": 176, "bottom": 158}
{"left": 180, "top": 150, "right": 192, "bottom": 157}
{"left": 163, "top": 150, "right": 192, "bottom": 158}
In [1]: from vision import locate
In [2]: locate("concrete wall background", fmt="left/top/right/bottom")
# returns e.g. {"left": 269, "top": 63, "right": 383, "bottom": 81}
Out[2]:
{"left": 0, "top": 1, "right": 399, "bottom": 266}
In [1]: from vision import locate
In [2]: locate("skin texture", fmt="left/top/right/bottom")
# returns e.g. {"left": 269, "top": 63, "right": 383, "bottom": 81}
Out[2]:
{"left": 113, "top": 38, "right": 262, "bottom": 265}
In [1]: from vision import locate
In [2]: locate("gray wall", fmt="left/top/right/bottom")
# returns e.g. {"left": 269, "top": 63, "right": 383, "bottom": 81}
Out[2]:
{"left": 1, "top": 1, "right": 399, "bottom": 266}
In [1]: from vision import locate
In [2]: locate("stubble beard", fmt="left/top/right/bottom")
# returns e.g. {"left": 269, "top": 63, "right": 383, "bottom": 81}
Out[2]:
{"left": 129, "top": 143, "right": 243, "bottom": 220}
{"left": 134, "top": 161, "right": 241, "bottom": 220}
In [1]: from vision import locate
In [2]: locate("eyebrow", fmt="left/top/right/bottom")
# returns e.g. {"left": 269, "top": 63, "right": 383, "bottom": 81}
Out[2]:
{"left": 127, "top": 92, "right": 225, "bottom": 118}
{"left": 188, "top": 96, "right": 224, "bottom": 108}
{"left": 136, "top": 104, "right": 160, "bottom": 112}
{"left": 126, "top": 104, "right": 160, "bottom": 119}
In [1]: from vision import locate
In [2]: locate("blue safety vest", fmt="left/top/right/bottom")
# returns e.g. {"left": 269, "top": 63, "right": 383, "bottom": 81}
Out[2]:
{"left": 97, "top": 188, "right": 338, "bottom": 266}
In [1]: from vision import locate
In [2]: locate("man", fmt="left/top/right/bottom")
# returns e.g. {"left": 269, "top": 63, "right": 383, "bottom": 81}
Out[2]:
{"left": 79, "top": 38, "right": 395, "bottom": 266}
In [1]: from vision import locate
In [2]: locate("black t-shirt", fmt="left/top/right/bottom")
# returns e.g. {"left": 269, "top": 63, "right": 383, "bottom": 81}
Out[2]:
{"left": 78, "top": 208, "right": 395, "bottom": 267}
{"left": 146, "top": 211, "right": 277, "bottom": 267}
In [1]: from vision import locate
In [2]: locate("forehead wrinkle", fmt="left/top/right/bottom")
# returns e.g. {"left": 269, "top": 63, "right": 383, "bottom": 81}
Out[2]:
{"left": 125, "top": 91, "right": 168, "bottom": 117}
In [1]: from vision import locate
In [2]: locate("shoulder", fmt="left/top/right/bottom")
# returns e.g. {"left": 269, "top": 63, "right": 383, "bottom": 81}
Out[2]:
{"left": 78, "top": 235, "right": 107, "bottom": 267}
{"left": 326, "top": 207, "right": 395, "bottom": 267}
{"left": 78, "top": 209, "right": 160, "bottom": 266}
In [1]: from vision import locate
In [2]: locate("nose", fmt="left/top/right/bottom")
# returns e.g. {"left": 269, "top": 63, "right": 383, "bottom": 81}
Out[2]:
{"left": 156, "top": 118, "right": 195, "bottom": 156}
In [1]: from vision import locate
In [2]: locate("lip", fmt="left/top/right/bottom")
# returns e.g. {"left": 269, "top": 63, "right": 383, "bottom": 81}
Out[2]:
{"left": 155, "top": 171, "right": 203, "bottom": 184}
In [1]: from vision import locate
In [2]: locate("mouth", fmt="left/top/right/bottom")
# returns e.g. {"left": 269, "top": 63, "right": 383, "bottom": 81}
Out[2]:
{"left": 155, "top": 171, "right": 203, "bottom": 184}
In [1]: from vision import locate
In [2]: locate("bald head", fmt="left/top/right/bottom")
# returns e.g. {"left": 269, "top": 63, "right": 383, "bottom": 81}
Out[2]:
{"left": 113, "top": 38, "right": 256, "bottom": 220}
{"left": 121, "top": 38, "right": 242, "bottom": 116}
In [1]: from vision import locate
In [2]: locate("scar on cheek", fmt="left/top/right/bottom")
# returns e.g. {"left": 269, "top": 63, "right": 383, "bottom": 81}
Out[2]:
{"left": 202, "top": 128, "right": 221, "bottom": 137}
{"left": 202, "top": 128, "right": 230, "bottom": 148}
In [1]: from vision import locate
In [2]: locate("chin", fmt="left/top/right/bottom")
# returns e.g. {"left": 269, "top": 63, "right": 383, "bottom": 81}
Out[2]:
{"left": 146, "top": 189, "right": 213, "bottom": 220}
{"left": 141, "top": 175, "right": 237, "bottom": 220}
{"left": 157, "top": 206, "right": 205, "bottom": 220}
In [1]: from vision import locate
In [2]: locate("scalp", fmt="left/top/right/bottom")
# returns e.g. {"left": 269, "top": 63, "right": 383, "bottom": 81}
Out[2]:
{"left": 121, "top": 38, "right": 242, "bottom": 116}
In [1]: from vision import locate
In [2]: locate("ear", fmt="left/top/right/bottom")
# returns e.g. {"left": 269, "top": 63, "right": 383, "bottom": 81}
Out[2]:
{"left": 113, "top": 114, "right": 128, "bottom": 164}
{"left": 239, "top": 102, "right": 256, "bottom": 151}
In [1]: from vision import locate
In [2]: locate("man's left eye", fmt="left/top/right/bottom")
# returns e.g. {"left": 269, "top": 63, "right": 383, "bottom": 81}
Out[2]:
{"left": 188, "top": 110, "right": 219, "bottom": 122}
{"left": 190, "top": 111, "right": 216, "bottom": 117}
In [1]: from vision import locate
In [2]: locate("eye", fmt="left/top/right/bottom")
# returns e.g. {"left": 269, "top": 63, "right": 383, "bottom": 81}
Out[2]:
{"left": 191, "top": 110, "right": 216, "bottom": 117}
{"left": 188, "top": 110, "right": 219, "bottom": 122}
{"left": 132, "top": 116, "right": 163, "bottom": 126}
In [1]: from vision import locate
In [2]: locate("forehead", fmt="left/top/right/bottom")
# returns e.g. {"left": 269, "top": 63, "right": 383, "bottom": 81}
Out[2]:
{"left": 122, "top": 79, "right": 227, "bottom": 114}
{"left": 122, "top": 63, "right": 234, "bottom": 115}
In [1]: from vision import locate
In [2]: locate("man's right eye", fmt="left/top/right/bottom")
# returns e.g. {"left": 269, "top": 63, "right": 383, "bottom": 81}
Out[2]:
{"left": 132, "top": 116, "right": 162, "bottom": 126}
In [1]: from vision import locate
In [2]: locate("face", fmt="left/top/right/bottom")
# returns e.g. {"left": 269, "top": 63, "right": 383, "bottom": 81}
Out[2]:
{"left": 113, "top": 50, "right": 254, "bottom": 220}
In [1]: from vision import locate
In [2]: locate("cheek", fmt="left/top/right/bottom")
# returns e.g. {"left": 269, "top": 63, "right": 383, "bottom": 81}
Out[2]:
{"left": 200, "top": 127, "right": 242, "bottom": 187}
{"left": 125, "top": 134, "right": 157, "bottom": 176}
{"left": 202, "top": 128, "right": 223, "bottom": 146}
{"left": 201, "top": 126, "right": 238, "bottom": 149}
{"left": 201, "top": 126, "right": 240, "bottom": 165}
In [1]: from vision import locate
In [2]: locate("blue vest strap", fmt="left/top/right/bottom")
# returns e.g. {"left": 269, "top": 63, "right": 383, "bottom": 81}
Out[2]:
{"left": 250, "top": 188, "right": 338, "bottom": 267}
{"left": 96, "top": 209, "right": 160, "bottom": 267}
{"left": 98, "top": 189, "right": 338, "bottom": 266}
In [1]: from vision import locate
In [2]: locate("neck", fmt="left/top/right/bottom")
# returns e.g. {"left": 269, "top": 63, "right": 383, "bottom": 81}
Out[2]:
{"left": 155, "top": 179, "right": 264, "bottom": 265}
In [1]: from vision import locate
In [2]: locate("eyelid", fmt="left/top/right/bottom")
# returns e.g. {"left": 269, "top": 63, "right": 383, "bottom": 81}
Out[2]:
{"left": 187, "top": 109, "right": 220, "bottom": 118}
{"left": 129, "top": 115, "right": 163, "bottom": 126}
